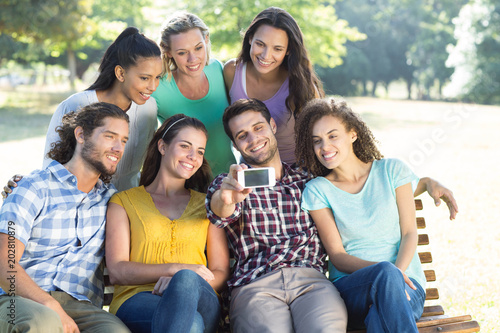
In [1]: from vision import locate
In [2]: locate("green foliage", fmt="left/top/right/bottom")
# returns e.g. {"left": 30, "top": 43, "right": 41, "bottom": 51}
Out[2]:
{"left": 0, "top": 0, "right": 152, "bottom": 85}
{"left": 321, "top": 0, "right": 466, "bottom": 99}
{"left": 181, "top": 0, "right": 364, "bottom": 66}
{"left": 460, "top": 0, "right": 500, "bottom": 104}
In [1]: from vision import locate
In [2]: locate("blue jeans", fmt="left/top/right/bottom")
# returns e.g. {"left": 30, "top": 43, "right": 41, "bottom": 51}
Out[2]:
{"left": 333, "top": 261, "right": 426, "bottom": 333}
{"left": 116, "top": 270, "right": 220, "bottom": 333}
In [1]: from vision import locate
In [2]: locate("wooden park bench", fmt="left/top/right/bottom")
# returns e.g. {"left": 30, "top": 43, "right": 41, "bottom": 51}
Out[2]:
{"left": 102, "top": 199, "right": 480, "bottom": 332}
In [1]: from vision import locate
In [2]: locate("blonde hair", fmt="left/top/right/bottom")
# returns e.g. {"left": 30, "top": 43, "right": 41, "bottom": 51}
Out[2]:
{"left": 158, "top": 11, "right": 210, "bottom": 79}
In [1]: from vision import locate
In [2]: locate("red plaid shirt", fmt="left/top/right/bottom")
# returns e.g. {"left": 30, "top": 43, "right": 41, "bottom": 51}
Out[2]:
{"left": 206, "top": 163, "right": 326, "bottom": 288}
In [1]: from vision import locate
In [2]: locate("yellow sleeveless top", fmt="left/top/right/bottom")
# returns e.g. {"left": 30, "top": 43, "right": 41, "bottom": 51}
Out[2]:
{"left": 108, "top": 186, "right": 209, "bottom": 314}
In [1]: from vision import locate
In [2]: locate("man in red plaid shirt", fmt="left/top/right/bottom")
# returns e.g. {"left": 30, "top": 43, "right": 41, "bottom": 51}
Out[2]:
{"left": 206, "top": 99, "right": 348, "bottom": 332}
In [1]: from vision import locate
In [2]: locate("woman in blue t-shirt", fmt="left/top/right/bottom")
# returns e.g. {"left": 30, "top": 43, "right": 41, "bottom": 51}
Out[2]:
{"left": 296, "top": 97, "right": 426, "bottom": 332}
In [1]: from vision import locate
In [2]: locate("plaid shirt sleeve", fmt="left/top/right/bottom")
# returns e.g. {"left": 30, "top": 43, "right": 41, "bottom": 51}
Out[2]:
{"left": 0, "top": 175, "right": 46, "bottom": 245}
{"left": 205, "top": 173, "right": 243, "bottom": 228}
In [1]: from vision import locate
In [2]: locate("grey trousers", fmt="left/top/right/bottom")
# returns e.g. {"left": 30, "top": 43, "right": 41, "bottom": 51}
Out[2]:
{"left": 230, "top": 267, "right": 348, "bottom": 333}
{"left": 0, "top": 291, "right": 130, "bottom": 333}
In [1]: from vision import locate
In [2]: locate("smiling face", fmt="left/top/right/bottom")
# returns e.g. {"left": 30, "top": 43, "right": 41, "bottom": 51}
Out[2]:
{"left": 167, "top": 28, "right": 209, "bottom": 78}
{"left": 229, "top": 110, "right": 278, "bottom": 167}
{"left": 119, "top": 56, "right": 162, "bottom": 105}
{"left": 81, "top": 117, "right": 129, "bottom": 177}
{"left": 249, "top": 24, "right": 289, "bottom": 75}
{"left": 160, "top": 126, "right": 207, "bottom": 180}
{"left": 312, "top": 115, "right": 357, "bottom": 170}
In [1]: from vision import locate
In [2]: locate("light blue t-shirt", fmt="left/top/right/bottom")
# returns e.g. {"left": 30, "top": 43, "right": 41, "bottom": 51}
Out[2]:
{"left": 301, "top": 158, "right": 426, "bottom": 289}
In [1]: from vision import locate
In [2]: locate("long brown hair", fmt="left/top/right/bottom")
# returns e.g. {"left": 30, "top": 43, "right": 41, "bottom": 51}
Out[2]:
{"left": 139, "top": 114, "right": 212, "bottom": 192}
{"left": 295, "top": 97, "right": 383, "bottom": 177}
{"left": 237, "top": 7, "right": 324, "bottom": 118}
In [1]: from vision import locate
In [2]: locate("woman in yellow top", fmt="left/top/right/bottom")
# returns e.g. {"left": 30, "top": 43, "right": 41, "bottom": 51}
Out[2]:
{"left": 105, "top": 114, "right": 230, "bottom": 333}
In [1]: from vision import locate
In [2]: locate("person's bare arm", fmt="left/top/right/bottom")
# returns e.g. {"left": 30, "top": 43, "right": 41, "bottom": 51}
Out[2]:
{"left": 394, "top": 183, "right": 418, "bottom": 293}
{"left": 414, "top": 177, "right": 458, "bottom": 220}
{"left": 0, "top": 233, "right": 79, "bottom": 333}
{"left": 210, "top": 164, "right": 252, "bottom": 218}
{"left": 105, "top": 202, "right": 214, "bottom": 287}
{"left": 223, "top": 59, "right": 236, "bottom": 92}
{"left": 206, "top": 224, "right": 230, "bottom": 293}
{"left": 309, "top": 209, "right": 377, "bottom": 273}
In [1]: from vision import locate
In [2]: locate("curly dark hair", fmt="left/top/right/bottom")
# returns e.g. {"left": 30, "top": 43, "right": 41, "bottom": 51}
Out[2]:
{"left": 237, "top": 7, "right": 324, "bottom": 118}
{"left": 47, "top": 102, "right": 129, "bottom": 183}
{"left": 295, "top": 97, "right": 383, "bottom": 177}
{"left": 139, "top": 114, "right": 212, "bottom": 193}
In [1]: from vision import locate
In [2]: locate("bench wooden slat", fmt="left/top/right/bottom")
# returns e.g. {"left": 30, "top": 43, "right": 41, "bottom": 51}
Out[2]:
{"left": 419, "top": 252, "right": 432, "bottom": 264}
{"left": 422, "top": 305, "right": 445, "bottom": 317}
{"left": 417, "top": 217, "right": 426, "bottom": 229}
{"left": 425, "top": 288, "right": 439, "bottom": 300}
{"left": 424, "top": 270, "right": 436, "bottom": 282}
{"left": 418, "top": 320, "right": 480, "bottom": 333}
{"left": 418, "top": 234, "right": 429, "bottom": 246}
{"left": 415, "top": 199, "right": 423, "bottom": 210}
{"left": 417, "top": 315, "right": 472, "bottom": 328}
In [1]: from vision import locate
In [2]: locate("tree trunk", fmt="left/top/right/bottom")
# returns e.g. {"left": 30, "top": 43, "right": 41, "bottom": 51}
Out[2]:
{"left": 67, "top": 47, "right": 77, "bottom": 91}
{"left": 371, "top": 80, "right": 378, "bottom": 97}
{"left": 406, "top": 78, "right": 412, "bottom": 100}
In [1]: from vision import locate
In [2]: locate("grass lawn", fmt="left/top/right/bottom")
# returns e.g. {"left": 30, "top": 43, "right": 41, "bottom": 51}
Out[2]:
{"left": 0, "top": 89, "right": 72, "bottom": 142}
{"left": 0, "top": 88, "right": 498, "bottom": 331}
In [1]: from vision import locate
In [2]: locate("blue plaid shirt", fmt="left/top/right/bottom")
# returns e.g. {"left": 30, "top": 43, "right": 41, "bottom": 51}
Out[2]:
{"left": 0, "top": 161, "right": 116, "bottom": 306}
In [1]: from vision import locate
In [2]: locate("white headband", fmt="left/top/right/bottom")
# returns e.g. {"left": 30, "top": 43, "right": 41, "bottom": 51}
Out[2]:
{"left": 161, "top": 117, "right": 185, "bottom": 140}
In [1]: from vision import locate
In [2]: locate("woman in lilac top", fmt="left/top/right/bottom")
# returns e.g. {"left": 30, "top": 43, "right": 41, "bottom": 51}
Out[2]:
{"left": 223, "top": 7, "right": 323, "bottom": 165}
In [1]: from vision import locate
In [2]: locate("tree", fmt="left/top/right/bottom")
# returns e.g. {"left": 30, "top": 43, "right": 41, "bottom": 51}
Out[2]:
{"left": 0, "top": 0, "right": 151, "bottom": 89}
{"left": 0, "top": 0, "right": 97, "bottom": 89}
{"left": 408, "top": 0, "right": 467, "bottom": 99}
{"left": 324, "top": 0, "right": 419, "bottom": 98}
{"left": 447, "top": 0, "right": 500, "bottom": 104}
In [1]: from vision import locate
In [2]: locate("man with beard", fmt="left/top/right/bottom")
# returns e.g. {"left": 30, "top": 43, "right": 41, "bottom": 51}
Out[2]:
{"left": 206, "top": 99, "right": 458, "bottom": 332}
{"left": 0, "top": 102, "right": 131, "bottom": 332}
{"left": 206, "top": 98, "right": 348, "bottom": 332}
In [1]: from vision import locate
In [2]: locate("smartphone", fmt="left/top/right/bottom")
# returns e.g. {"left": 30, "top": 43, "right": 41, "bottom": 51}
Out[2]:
{"left": 237, "top": 167, "right": 276, "bottom": 188}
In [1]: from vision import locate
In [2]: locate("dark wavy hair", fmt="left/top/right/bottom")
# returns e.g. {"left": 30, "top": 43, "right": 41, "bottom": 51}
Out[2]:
{"left": 87, "top": 27, "right": 161, "bottom": 91}
{"left": 237, "top": 7, "right": 324, "bottom": 118}
{"left": 139, "top": 114, "right": 212, "bottom": 192}
{"left": 295, "top": 97, "right": 383, "bottom": 177}
{"left": 222, "top": 98, "right": 271, "bottom": 142}
{"left": 47, "top": 102, "right": 129, "bottom": 182}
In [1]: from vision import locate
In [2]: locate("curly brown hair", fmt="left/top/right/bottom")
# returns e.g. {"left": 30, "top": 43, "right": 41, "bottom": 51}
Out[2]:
{"left": 47, "top": 102, "right": 129, "bottom": 183}
{"left": 139, "top": 114, "right": 212, "bottom": 193}
{"left": 295, "top": 97, "right": 383, "bottom": 177}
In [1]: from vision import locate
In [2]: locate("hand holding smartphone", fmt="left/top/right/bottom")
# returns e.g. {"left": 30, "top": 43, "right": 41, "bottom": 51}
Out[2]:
{"left": 237, "top": 167, "right": 276, "bottom": 188}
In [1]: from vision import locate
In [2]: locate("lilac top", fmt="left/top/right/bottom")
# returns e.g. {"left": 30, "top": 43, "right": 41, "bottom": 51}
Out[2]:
{"left": 229, "top": 62, "right": 296, "bottom": 164}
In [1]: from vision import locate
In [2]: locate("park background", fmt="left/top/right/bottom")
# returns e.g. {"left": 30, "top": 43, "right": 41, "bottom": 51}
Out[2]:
{"left": 1, "top": 0, "right": 499, "bottom": 331}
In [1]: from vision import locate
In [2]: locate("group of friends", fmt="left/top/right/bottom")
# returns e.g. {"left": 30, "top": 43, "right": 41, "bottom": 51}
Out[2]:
{"left": 0, "top": 7, "right": 458, "bottom": 333}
